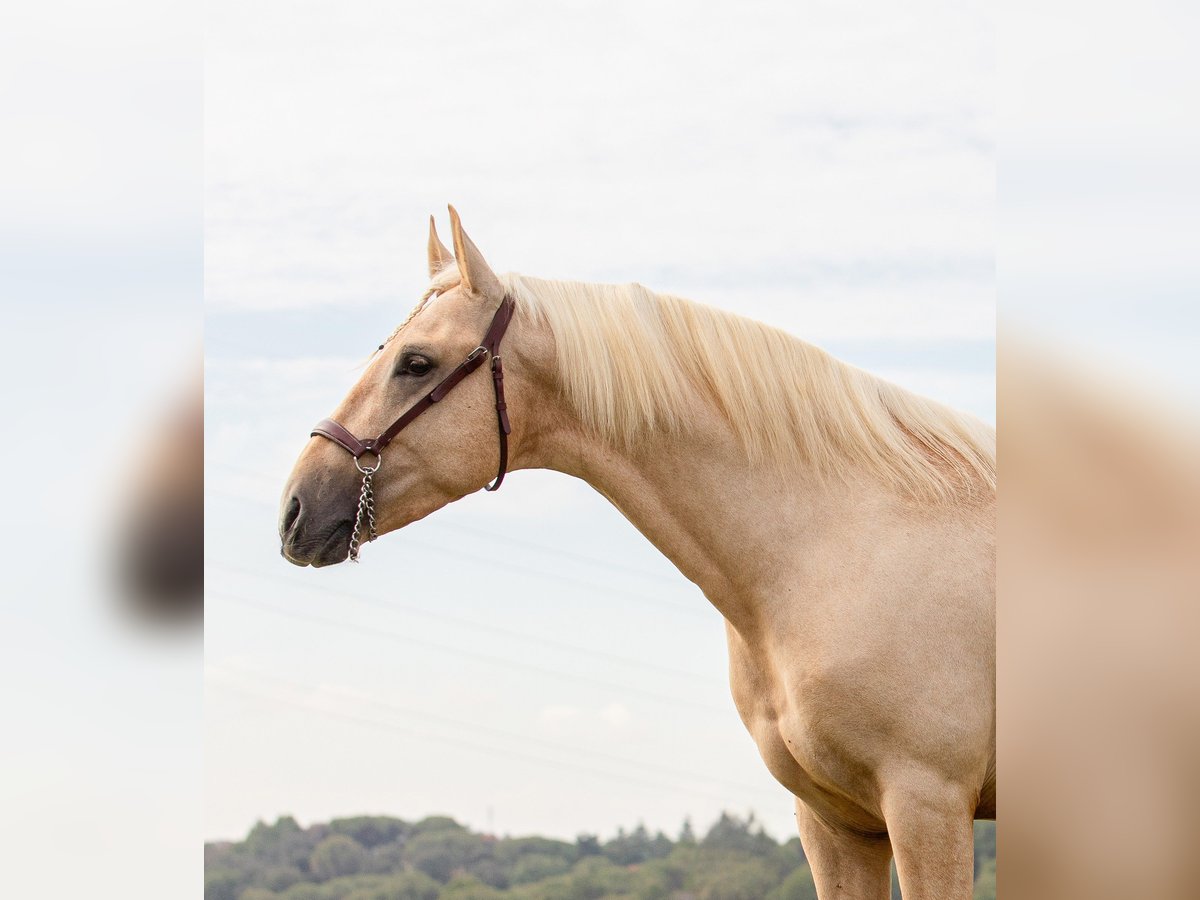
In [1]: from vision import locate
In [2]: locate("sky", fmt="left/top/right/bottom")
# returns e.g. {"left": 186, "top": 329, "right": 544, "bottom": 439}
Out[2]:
{"left": 205, "top": 0, "right": 995, "bottom": 845}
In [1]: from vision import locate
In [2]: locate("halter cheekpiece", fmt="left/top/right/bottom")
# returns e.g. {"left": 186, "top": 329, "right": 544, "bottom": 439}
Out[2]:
{"left": 310, "top": 294, "right": 516, "bottom": 561}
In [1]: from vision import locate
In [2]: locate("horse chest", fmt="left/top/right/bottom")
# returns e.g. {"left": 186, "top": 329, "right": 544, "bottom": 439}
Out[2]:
{"left": 726, "top": 629, "right": 887, "bottom": 829}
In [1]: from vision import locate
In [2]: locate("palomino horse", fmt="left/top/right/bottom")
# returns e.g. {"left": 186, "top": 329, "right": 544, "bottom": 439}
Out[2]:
{"left": 280, "top": 208, "right": 996, "bottom": 899}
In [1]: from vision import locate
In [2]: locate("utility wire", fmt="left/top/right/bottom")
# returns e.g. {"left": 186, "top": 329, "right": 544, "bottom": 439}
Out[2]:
{"left": 212, "top": 663, "right": 780, "bottom": 801}
{"left": 209, "top": 679, "right": 781, "bottom": 809}
{"left": 210, "top": 591, "right": 731, "bottom": 716}
{"left": 209, "top": 488, "right": 709, "bottom": 620}
{"left": 214, "top": 460, "right": 681, "bottom": 585}
{"left": 210, "top": 560, "right": 718, "bottom": 684}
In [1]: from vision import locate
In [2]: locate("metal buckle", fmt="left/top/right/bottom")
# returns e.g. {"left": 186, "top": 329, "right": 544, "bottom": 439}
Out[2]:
{"left": 355, "top": 450, "right": 381, "bottom": 474}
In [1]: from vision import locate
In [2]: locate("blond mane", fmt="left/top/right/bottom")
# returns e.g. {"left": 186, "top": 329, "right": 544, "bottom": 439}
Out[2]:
{"left": 499, "top": 273, "right": 995, "bottom": 503}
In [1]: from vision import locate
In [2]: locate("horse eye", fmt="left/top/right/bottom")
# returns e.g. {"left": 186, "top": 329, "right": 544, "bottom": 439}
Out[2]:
{"left": 403, "top": 355, "right": 433, "bottom": 377}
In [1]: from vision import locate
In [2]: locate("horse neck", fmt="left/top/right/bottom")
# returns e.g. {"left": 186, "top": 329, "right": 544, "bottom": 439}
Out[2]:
{"left": 510, "top": 328, "right": 874, "bottom": 632}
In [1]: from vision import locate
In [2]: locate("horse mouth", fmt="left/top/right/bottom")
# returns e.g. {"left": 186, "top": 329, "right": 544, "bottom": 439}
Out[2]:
{"left": 281, "top": 520, "right": 353, "bottom": 568}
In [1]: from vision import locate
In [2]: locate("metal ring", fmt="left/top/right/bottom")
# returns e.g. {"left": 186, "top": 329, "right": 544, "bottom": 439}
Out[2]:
{"left": 355, "top": 451, "right": 381, "bottom": 474}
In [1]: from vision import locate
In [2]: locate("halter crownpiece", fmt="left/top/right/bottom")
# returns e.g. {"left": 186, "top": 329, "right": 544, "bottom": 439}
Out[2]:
{"left": 310, "top": 294, "right": 516, "bottom": 561}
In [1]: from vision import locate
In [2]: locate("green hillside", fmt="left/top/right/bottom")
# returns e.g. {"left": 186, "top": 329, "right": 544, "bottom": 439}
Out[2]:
{"left": 206, "top": 812, "right": 996, "bottom": 900}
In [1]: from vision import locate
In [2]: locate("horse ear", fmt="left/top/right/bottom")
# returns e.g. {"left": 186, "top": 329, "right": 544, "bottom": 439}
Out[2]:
{"left": 447, "top": 205, "right": 503, "bottom": 300}
{"left": 427, "top": 215, "right": 454, "bottom": 277}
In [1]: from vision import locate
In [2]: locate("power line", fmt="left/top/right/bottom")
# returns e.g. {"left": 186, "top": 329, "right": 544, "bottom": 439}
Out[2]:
{"left": 210, "top": 591, "right": 731, "bottom": 716}
{"left": 212, "top": 664, "right": 778, "bottom": 800}
{"left": 210, "top": 560, "right": 718, "bottom": 684}
{"left": 213, "top": 460, "right": 682, "bottom": 585}
{"left": 208, "top": 488, "right": 710, "bottom": 619}
{"left": 424, "top": 516, "right": 681, "bottom": 587}
{"left": 209, "top": 674, "right": 785, "bottom": 808}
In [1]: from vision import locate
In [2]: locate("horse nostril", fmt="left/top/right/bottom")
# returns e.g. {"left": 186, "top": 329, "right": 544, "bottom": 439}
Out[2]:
{"left": 281, "top": 495, "right": 302, "bottom": 535}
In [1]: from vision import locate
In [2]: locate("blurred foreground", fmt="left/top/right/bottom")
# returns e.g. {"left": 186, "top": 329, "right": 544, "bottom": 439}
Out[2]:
{"left": 998, "top": 2, "right": 1200, "bottom": 896}
{"left": 999, "top": 342, "right": 1200, "bottom": 900}
{"left": 116, "top": 377, "right": 204, "bottom": 622}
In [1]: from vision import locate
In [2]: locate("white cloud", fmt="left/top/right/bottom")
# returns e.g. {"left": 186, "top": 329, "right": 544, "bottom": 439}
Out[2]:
{"left": 205, "top": 0, "right": 993, "bottom": 331}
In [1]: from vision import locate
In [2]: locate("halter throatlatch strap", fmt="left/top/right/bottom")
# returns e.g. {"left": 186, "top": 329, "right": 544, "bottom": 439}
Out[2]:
{"left": 310, "top": 293, "right": 517, "bottom": 505}
{"left": 486, "top": 353, "right": 510, "bottom": 491}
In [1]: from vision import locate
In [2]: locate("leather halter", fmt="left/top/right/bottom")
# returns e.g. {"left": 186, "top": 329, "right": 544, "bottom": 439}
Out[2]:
{"left": 311, "top": 294, "right": 516, "bottom": 491}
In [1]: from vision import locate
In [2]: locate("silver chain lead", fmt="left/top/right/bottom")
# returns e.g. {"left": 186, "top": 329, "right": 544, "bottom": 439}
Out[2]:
{"left": 348, "top": 455, "right": 380, "bottom": 562}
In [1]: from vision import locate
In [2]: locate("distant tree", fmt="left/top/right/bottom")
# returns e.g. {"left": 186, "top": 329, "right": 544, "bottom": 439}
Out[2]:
{"left": 409, "top": 815, "right": 465, "bottom": 838}
{"left": 603, "top": 823, "right": 654, "bottom": 866}
{"left": 336, "top": 872, "right": 440, "bottom": 900}
{"left": 240, "top": 816, "right": 320, "bottom": 873}
{"left": 404, "top": 828, "right": 491, "bottom": 883}
{"left": 203, "top": 868, "right": 244, "bottom": 900}
{"left": 505, "top": 872, "right": 576, "bottom": 900}
{"left": 779, "top": 836, "right": 806, "bottom": 865}
{"left": 205, "top": 841, "right": 239, "bottom": 870}
{"left": 973, "top": 858, "right": 996, "bottom": 900}
{"left": 261, "top": 865, "right": 303, "bottom": 892}
{"left": 695, "top": 857, "right": 778, "bottom": 900}
{"left": 678, "top": 818, "right": 697, "bottom": 845}
{"left": 466, "top": 856, "right": 509, "bottom": 890}
{"left": 766, "top": 864, "right": 817, "bottom": 900}
{"left": 310, "top": 834, "right": 367, "bottom": 881}
{"left": 973, "top": 822, "right": 996, "bottom": 876}
{"left": 630, "top": 855, "right": 688, "bottom": 899}
{"left": 701, "top": 812, "right": 777, "bottom": 858}
{"left": 403, "top": 871, "right": 445, "bottom": 900}
{"left": 363, "top": 841, "right": 407, "bottom": 874}
{"left": 510, "top": 852, "right": 572, "bottom": 885}
{"left": 330, "top": 816, "right": 410, "bottom": 850}
{"left": 204, "top": 809, "right": 994, "bottom": 900}
{"left": 245, "top": 818, "right": 297, "bottom": 857}
{"left": 574, "top": 834, "right": 602, "bottom": 857}
{"left": 568, "top": 856, "right": 633, "bottom": 898}
{"left": 378, "top": 871, "right": 440, "bottom": 900}
{"left": 246, "top": 815, "right": 301, "bottom": 847}
{"left": 439, "top": 874, "right": 505, "bottom": 899}
{"left": 767, "top": 836, "right": 808, "bottom": 882}
{"left": 648, "top": 829, "right": 674, "bottom": 860}
{"left": 664, "top": 841, "right": 701, "bottom": 872}
{"left": 494, "top": 836, "right": 576, "bottom": 867}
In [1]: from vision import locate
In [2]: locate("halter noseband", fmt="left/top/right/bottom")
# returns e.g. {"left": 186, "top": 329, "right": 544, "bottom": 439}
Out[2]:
{"left": 310, "top": 294, "right": 516, "bottom": 560}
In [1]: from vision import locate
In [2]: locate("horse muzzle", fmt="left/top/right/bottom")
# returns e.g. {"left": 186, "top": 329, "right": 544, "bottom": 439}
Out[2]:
{"left": 278, "top": 488, "right": 355, "bottom": 567}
